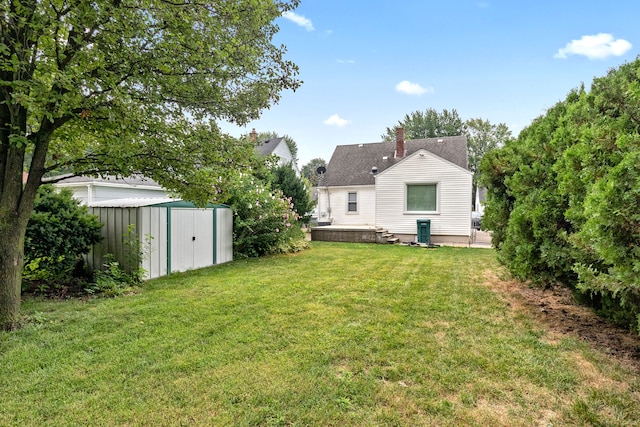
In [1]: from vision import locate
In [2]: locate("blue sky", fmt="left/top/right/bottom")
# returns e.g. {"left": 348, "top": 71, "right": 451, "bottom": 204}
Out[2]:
{"left": 219, "top": 1, "right": 639, "bottom": 166}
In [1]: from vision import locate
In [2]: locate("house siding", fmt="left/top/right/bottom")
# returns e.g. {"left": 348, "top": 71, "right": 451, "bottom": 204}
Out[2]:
{"left": 318, "top": 185, "right": 375, "bottom": 225}
{"left": 55, "top": 182, "right": 168, "bottom": 205}
{"left": 375, "top": 150, "right": 472, "bottom": 237}
{"left": 270, "top": 141, "right": 300, "bottom": 175}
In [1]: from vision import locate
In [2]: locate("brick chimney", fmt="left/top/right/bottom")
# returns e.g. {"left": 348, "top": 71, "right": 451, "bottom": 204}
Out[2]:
{"left": 395, "top": 127, "right": 405, "bottom": 158}
{"left": 250, "top": 128, "right": 257, "bottom": 143}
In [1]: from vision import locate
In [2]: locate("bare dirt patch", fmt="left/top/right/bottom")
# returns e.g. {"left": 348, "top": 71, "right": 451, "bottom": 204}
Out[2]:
{"left": 483, "top": 270, "right": 640, "bottom": 370}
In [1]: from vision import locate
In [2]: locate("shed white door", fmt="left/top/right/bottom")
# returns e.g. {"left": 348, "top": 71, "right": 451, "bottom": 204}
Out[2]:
{"left": 170, "top": 209, "right": 214, "bottom": 272}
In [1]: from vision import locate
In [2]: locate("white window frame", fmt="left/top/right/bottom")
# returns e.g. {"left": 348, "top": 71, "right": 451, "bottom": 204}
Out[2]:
{"left": 404, "top": 182, "right": 439, "bottom": 214}
{"left": 346, "top": 191, "right": 358, "bottom": 214}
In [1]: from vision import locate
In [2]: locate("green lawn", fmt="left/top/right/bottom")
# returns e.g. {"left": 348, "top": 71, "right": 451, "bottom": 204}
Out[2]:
{"left": 1, "top": 242, "right": 639, "bottom": 426}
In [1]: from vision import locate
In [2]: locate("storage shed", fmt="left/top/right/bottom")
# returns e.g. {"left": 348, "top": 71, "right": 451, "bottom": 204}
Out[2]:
{"left": 87, "top": 198, "right": 233, "bottom": 279}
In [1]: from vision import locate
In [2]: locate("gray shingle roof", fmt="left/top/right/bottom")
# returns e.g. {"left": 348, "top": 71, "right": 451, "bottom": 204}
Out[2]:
{"left": 322, "top": 136, "right": 468, "bottom": 187}
{"left": 255, "top": 137, "right": 284, "bottom": 156}
{"left": 56, "top": 174, "right": 161, "bottom": 187}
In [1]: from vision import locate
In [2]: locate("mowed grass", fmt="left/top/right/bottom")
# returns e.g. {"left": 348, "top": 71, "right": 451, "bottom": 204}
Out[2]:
{"left": 1, "top": 243, "right": 639, "bottom": 426}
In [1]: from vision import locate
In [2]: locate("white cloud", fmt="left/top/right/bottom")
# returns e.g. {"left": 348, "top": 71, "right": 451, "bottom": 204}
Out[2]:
{"left": 555, "top": 33, "right": 632, "bottom": 60}
{"left": 337, "top": 59, "right": 356, "bottom": 64}
{"left": 395, "top": 80, "right": 433, "bottom": 95}
{"left": 324, "top": 114, "right": 351, "bottom": 127}
{"left": 282, "top": 11, "right": 314, "bottom": 31}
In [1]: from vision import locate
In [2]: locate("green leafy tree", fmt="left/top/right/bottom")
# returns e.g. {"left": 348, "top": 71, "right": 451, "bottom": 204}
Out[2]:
{"left": 465, "top": 118, "right": 512, "bottom": 209}
{"left": 0, "top": 1, "right": 301, "bottom": 330}
{"left": 23, "top": 185, "right": 103, "bottom": 288}
{"left": 301, "top": 157, "right": 327, "bottom": 187}
{"left": 381, "top": 108, "right": 464, "bottom": 141}
{"left": 269, "top": 163, "right": 311, "bottom": 217}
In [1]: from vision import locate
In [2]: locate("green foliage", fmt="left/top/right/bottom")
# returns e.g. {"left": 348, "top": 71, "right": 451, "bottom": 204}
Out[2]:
{"left": 269, "top": 163, "right": 312, "bottom": 217}
{"left": 86, "top": 254, "right": 139, "bottom": 297}
{"left": 466, "top": 118, "right": 513, "bottom": 208}
{"left": 381, "top": 108, "right": 464, "bottom": 141}
{"left": 23, "top": 185, "right": 102, "bottom": 288}
{"left": 228, "top": 172, "right": 307, "bottom": 258}
{"left": 483, "top": 58, "right": 640, "bottom": 333}
{"left": 301, "top": 157, "right": 327, "bottom": 187}
{"left": 0, "top": 0, "right": 301, "bottom": 327}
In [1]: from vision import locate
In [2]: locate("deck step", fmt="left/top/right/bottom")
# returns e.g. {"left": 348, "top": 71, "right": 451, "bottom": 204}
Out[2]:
{"left": 386, "top": 237, "right": 399, "bottom": 244}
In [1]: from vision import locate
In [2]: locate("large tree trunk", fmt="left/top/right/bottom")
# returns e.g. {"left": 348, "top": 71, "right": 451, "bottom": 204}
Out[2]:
{"left": 0, "top": 212, "right": 27, "bottom": 331}
{"left": 0, "top": 128, "right": 46, "bottom": 331}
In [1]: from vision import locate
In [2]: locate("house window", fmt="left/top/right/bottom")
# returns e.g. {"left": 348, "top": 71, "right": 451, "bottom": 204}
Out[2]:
{"left": 347, "top": 192, "right": 358, "bottom": 213}
{"left": 407, "top": 184, "right": 437, "bottom": 212}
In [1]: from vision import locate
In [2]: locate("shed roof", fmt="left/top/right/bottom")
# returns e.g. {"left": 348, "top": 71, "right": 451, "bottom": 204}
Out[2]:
{"left": 322, "top": 136, "right": 468, "bottom": 187}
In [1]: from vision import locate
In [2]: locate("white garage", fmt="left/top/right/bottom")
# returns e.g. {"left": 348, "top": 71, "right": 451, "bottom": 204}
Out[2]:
{"left": 87, "top": 199, "right": 233, "bottom": 279}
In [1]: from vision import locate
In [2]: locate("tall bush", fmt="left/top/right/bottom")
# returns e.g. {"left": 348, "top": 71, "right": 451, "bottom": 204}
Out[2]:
{"left": 23, "top": 186, "right": 103, "bottom": 288}
{"left": 482, "top": 59, "right": 640, "bottom": 333}
{"left": 228, "top": 172, "right": 305, "bottom": 258}
{"left": 269, "top": 163, "right": 312, "bottom": 218}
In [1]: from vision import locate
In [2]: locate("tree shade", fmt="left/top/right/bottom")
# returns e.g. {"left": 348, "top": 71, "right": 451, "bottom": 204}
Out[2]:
{"left": 0, "top": 0, "right": 301, "bottom": 329}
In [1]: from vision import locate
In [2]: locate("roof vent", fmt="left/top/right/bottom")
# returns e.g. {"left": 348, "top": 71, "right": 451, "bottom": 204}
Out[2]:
{"left": 382, "top": 156, "right": 388, "bottom": 160}
{"left": 437, "top": 138, "right": 443, "bottom": 142}
{"left": 370, "top": 166, "right": 378, "bottom": 175}
{"left": 358, "top": 144, "right": 363, "bottom": 147}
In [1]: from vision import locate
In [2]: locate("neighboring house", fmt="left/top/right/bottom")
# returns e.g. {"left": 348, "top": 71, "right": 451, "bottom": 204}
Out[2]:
{"left": 252, "top": 129, "right": 300, "bottom": 175}
{"left": 54, "top": 175, "right": 170, "bottom": 205}
{"left": 316, "top": 128, "right": 473, "bottom": 244}
{"left": 475, "top": 186, "right": 487, "bottom": 216}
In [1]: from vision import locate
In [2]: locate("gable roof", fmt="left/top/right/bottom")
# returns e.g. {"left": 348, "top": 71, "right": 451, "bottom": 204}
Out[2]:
{"left": 322, "top": 136, "right": 468, "bottom": 187}
{"left": 255, "top": 137, "right": 286, "bottom": 157}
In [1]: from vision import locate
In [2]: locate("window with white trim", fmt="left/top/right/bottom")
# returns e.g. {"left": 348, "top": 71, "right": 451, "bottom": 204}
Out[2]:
{"left": 406, "top": 184, "right": 437, "bottom": 212}
{"left": 347, "top": 192, "right": 358, "bottom": 213}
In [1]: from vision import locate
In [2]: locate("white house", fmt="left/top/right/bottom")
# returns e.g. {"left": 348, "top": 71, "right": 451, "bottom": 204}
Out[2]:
{"left": 54, "top": 175, "right": 169, "bottom": 205}
{"left": 315, "top": 128, "right": 473, "bottom": 244}
{"left": 252, "top": 129, "right": 300, "bottom": 176}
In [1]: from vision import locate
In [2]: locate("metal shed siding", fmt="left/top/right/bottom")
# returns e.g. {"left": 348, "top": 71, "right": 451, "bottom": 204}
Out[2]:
{"left": 88, "top": 203, "right": 233, "bottom": 279}
{"left": 137, "top": 206, "right": 168, "bottom": 280}
{"left": 215, "top": 206, "right": 233, "bottom": 264}
{"left": 375, "top": 150, "right": 473, "bottom": 236}
{"left": 88, "top": 207, "right": 139, "bottom": 272}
